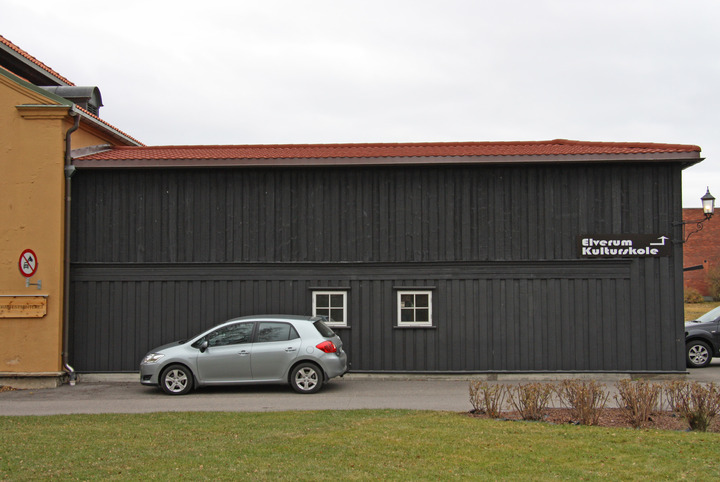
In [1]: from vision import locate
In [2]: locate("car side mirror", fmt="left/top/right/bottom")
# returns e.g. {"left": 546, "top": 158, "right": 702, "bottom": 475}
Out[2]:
{"left": 199, "top": 340, "right": 209, "bottom": 353}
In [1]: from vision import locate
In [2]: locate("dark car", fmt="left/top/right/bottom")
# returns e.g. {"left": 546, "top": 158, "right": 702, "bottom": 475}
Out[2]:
{"left": 685, "top": 305, "right": 720, "bottom": 368}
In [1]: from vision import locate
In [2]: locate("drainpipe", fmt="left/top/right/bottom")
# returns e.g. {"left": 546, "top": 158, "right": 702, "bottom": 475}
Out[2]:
{"left": 63, "top": 108, "right": 80, "bottom": 385}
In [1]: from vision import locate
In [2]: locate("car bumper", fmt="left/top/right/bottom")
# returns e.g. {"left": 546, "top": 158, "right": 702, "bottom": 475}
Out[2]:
{"left": 139, "top": 363, "right": 162, "bottom": 385}
{"left": 323, "top": 350, "right": 348, "bottom": 379}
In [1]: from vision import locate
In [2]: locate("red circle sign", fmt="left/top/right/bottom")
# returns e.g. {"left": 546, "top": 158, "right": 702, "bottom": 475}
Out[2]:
{"left": 19, "top": 249, "right": 38, "bottom": 278}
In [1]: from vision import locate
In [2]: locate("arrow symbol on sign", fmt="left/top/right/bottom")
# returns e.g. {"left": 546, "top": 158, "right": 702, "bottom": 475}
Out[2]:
{"left": 650, "top": 236, "right": 669, "bottom": 246}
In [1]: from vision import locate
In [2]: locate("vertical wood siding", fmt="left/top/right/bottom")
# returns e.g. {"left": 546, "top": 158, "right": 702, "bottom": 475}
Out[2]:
{"left": 73, "top": 164, "right": 679, "bottom": 264}
{"left": 69, "top": 163, "right": 684, "bottom": 373}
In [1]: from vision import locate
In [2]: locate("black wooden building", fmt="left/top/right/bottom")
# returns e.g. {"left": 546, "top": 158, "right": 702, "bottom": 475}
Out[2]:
{"left": 68, "top": 140, "right": 701, "bottom": 373}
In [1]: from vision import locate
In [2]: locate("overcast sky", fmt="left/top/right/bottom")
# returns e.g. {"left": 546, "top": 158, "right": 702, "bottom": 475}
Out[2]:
{"left": 3, "top": 0, "right": 718, "bottom": 206}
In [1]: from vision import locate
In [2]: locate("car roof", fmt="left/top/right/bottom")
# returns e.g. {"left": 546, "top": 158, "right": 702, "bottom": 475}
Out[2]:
{"left": 225, "top": 314, "right": 316, "bottom": 323}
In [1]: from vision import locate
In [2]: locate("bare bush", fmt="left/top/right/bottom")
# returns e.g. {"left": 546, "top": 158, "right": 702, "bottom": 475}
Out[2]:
{"left": 469, "top": 381, "right": 506, "bottom": 419}
{"left": 614, "top": 379, "right": 661, "bottom": 428}
{"left": 661, "top": 380, "right": 688, "bottom": 413}
{"left": 555, "top": 380, "right": 609, "bottom": 426}
{"left": 674, "top": 382, "right": 720, "bottom": 432}
{"left": 506, "top": 383, "right": 554, "bottom": 421}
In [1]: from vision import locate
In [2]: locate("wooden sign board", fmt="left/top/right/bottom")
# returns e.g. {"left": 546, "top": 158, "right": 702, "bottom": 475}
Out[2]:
{"left": 0, "top": 296, "right": 47, "bottom": 318}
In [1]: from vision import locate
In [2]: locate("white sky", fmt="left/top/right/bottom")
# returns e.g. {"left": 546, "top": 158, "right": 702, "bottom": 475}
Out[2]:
{"left": 3, "top": 0, "right": 719, "bottom": 206}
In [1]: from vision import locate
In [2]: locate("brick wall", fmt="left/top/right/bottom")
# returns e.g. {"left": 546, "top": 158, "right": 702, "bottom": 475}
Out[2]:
{"left": 683, "top": 208, "right": 720, "bottom": 297}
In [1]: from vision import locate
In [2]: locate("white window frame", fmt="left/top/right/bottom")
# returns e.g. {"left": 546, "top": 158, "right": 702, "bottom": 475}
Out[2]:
{"left": 397, "top": 290, "right": 433, "bottom": 327}
{"left": 312, "top": 290, "right": 348, "bottom": 327}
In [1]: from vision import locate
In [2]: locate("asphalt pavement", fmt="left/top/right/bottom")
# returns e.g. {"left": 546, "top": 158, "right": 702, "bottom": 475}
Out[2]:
{"left": 1, "top": 360, "right": 719, "bottom": 416}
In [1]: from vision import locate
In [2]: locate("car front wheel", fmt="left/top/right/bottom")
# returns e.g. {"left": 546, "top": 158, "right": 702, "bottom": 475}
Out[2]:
{"left": 290, "top": 362, "right": 324, "bottom": 394}
{"left": 160, "top": 364, "right": 194, "bottom": 395}
{"left": 687, "top": 340, "right": 712, "bottom": 368}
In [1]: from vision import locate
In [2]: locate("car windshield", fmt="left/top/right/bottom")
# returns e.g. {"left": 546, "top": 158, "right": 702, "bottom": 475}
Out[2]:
{"left": 694, "top": 305, "right": 720, "bottom": 323}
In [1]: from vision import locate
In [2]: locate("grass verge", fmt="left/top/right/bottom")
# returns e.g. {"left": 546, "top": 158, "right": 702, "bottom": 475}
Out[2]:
{"left": 685, "top": 301, "right": 720, "bottom": 321}
{"left": 1, "top": 410, "right": 719, "bottom": 479}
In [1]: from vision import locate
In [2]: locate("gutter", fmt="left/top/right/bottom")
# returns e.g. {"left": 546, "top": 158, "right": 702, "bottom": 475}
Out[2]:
{"left": 62, "top": 108, "right": 80, "bottom": 386}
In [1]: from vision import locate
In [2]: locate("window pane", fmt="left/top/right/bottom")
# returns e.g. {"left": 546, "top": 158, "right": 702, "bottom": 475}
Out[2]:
{"left": 330, "top": 294, "right": 343, "bottom": 307}
{"left": 316, "top": 294, "right": 329, "bottom": 308}
{"left": 401, "top": 294, "right": 414, "bottom": 307}
{"left": 313, "top": 320, "right": 336, "bottom": 337}
{"left": 415, "top": 309, "right": 429, "bottom": 322}
{"left": 401, "top": 309, "right": 414, "bottom": 322}
{"left": 415, "top": 294, "right": 429, "bottom": 307}
{"left": 316, "top": 308, "right": 330, "bottom": 319}
{"left": 330, "top": 309, "right": 344, "bottom": 322}
{"left": 257, "top": 322, "right": 292, "bottom": 343}
{"left": 208, "top": 322, "right": 253, "bottom": 346}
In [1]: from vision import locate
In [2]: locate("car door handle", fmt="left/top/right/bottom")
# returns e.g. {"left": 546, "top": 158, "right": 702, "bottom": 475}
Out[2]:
{"left": 238, "top": 350, "right": 249, "bottom": 356}
{"left": 285, "top": 347, "right": 297, "bottom": 352}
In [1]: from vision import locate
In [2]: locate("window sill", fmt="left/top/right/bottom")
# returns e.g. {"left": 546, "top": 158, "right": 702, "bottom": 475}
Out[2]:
{"left": 394, "top": 325, "right": 436, "bottom": 329}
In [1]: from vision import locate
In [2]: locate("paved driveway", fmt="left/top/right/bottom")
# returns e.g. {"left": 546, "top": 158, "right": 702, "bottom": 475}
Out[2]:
{"left": 0, "top": 377, "right": 476, "bottom": 416}
{"left": 2, "top": 362, "right": 719, "bottom": 416}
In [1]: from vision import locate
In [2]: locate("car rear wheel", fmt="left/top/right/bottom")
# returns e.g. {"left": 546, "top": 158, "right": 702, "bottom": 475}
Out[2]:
{"left": 160, "top": 364, "right": 194, "bottom": 395}
{"left": 686, "top": 340, "right": 712, "bottom": 368}
{"left": 290, "top": 362, "right": 324, "bottom": 394}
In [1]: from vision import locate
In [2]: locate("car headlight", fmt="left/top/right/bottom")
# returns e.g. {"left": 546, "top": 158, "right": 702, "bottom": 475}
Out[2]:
{"left": 141, "top": 353, "right": 165, "bottom": 364}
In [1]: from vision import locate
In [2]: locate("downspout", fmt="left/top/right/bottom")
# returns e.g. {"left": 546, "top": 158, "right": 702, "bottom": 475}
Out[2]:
{"left": 63, "top": 108, "right": 80, "bottom": 385}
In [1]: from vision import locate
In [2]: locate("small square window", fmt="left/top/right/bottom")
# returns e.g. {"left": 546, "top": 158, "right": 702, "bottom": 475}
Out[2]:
{"left": 397, "top": 291, "right": 432, "bottom": 326}
{"left": 312, "top": 291, "right": 347, "bottom": 327}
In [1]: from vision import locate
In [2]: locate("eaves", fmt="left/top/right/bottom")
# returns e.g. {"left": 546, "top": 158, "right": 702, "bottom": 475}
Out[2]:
{"left": 71, "top": 151, "right": 703, "bottom": 170}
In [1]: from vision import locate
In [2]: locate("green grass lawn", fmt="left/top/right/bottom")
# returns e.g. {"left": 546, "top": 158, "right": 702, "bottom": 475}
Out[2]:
{"left": 1, "top": 410, "right": 719, "bottom": 479}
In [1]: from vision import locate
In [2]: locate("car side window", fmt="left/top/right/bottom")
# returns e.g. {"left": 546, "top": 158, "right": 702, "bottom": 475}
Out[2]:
{"left": 256, "top": 322, "right": 299, "bottom": 343}
{"left": 206, "top": 322, "right": 254, "bottom": 347}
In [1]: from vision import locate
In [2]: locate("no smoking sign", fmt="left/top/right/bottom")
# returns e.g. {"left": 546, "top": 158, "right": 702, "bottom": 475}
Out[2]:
{"left": 19, "top": 249, "right": 38, "bottom": 278}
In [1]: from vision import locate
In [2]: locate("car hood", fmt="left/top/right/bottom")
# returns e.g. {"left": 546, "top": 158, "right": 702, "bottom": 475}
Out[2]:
{"left": 147, "top": 340, "right": 186, "bottom": 354}
{"left": 685, "top": 320, "right": 715, "bottom": 330}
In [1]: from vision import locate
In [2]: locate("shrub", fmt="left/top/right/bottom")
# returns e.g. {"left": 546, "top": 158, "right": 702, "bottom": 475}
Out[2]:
{"left": 707, "top": 264, "right": 720, "bottom": 301}
{"left": 556, "top": 380, "right": 609, "bottom": 426}
{"left": 468, "top": 381, "right": 506, "bottom": 419}
{"left": 684, "top": 287, "right": 704, "bottom": 303}
{"left": 506, "top": 383, "right": 554, "bottom": 421}
{"left": 673, "top": 381, "right": 720, "bottom": 432}
{"left": 661, "top": 380, "right": 688, "bottom": 413}
{"left": 614, "top": 379, "right": 661, "bottom": 428}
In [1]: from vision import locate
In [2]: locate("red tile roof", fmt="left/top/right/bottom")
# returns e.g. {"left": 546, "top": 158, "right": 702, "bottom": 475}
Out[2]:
{"left": 75, "top": 139, "right": 700, "bottom": 163}
{"left": 0, "top": 35, "right": 75, "bottom": 86}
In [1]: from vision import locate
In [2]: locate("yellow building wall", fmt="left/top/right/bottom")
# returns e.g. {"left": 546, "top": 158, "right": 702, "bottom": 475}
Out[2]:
{"left": 0, "top": 75, "right": 118, "bottom": 375}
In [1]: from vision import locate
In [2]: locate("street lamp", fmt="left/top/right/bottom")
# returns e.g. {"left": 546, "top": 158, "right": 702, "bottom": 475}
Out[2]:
{"left": 701, "top": 188, "right": 715, "bottom": 218}
{"left": 676, "top": 187, "right": 715, "bottom": 242}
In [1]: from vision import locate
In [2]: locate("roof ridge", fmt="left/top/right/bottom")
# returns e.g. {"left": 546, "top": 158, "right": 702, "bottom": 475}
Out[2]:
{"left": 101, "top": 139, "right": 701, "bottom": 151}
{"left": 0, "top": 35, "right": 75, "bottom": 86}
{"left": 549, "top": 138, "right": 702, "bottom": 150}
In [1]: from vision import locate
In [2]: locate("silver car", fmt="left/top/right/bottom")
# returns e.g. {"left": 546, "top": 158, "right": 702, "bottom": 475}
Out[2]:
{"left": 140, "top": 315, "right": 348, "bottom": 395}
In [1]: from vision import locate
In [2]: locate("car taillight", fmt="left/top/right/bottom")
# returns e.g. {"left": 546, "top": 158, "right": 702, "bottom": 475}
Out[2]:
{"left": 316, "top": 341, "right": 337, "bottom": 353}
